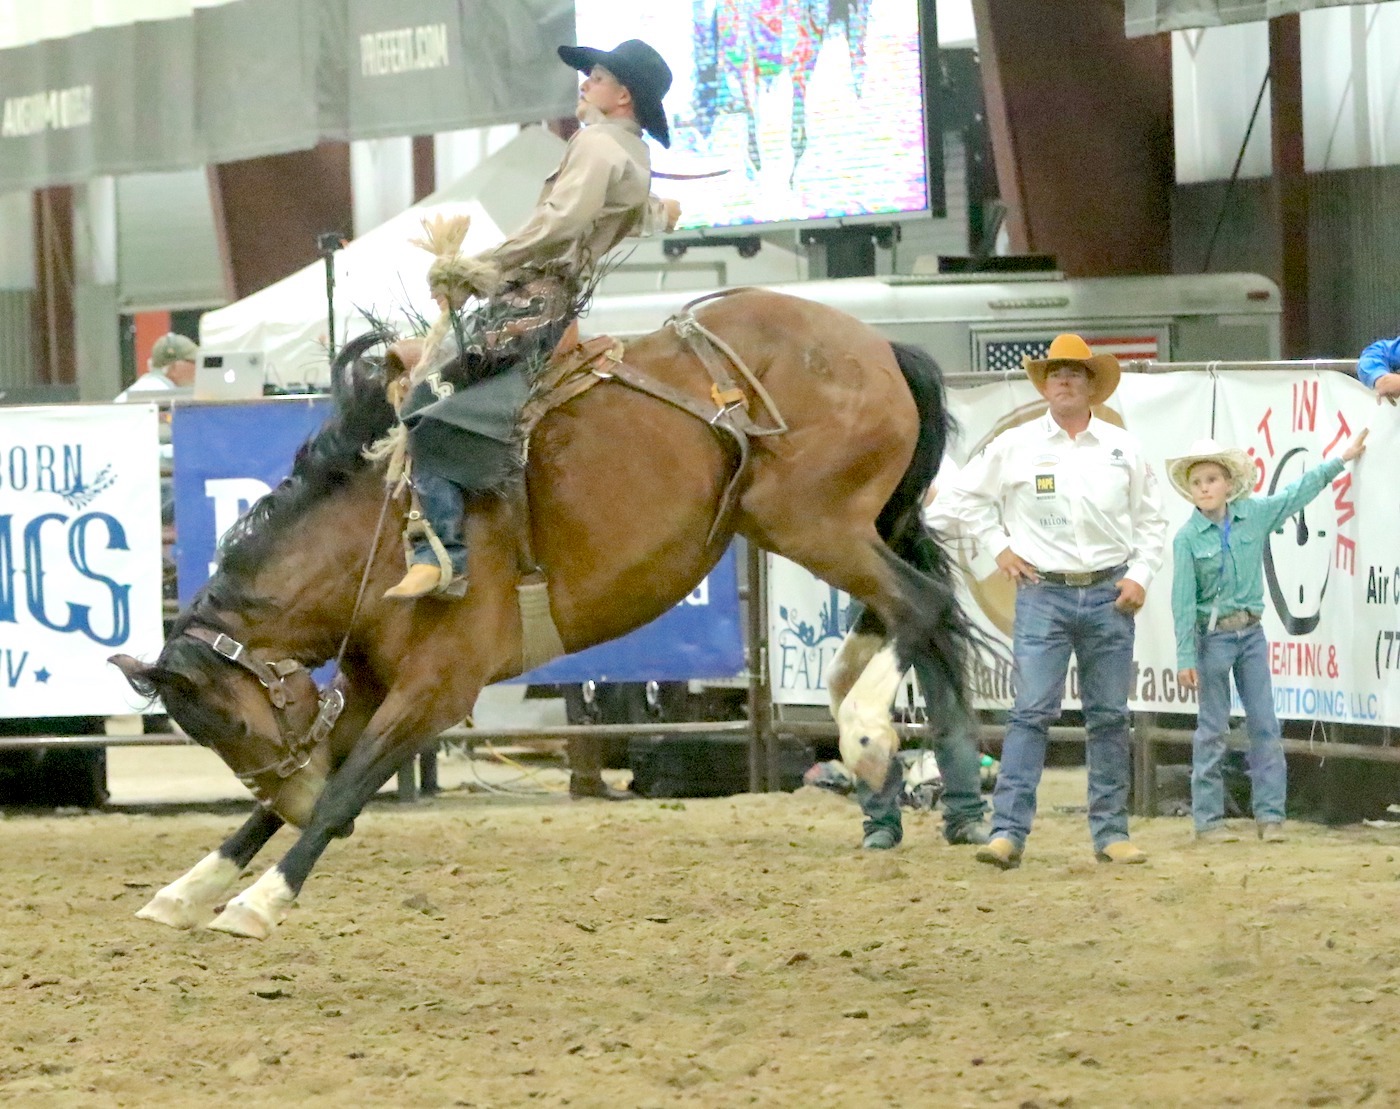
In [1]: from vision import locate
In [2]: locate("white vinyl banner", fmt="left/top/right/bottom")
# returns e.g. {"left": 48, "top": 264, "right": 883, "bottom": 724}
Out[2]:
{"left": 1211, "top": 371, "right": 1398, "bottom": 726}
{"left": 770, "top": 370, "right": 1400, "bottom": 726}
{"left": 0, "top": 404, "right": 165, "bottom": 716}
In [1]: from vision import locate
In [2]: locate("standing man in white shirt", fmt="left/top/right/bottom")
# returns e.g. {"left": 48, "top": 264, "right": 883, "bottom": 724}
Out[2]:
{"left": 940, "top": 334, "right": 1167, "bottom": 869}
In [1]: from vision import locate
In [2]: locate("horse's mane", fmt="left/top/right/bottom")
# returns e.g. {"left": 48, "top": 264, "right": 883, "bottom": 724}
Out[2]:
{"left": 188, "top": 273, "right": 597, "bottom": 615}
{"left": 208, "top": 331, "right": 397, "bottom": 597}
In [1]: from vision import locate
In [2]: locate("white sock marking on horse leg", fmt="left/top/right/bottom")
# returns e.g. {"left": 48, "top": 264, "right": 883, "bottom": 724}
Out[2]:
{"left": 827, "top": 631, "right": 884, "bottom": 718}
{"left": 836, "top": 643, "right": 904, "bottom": 788}
{"left": 207, "top": 867, "right": 295, "bottom": 941}
{"left": 135, "top": 851, "right": 242, "bottom": 930}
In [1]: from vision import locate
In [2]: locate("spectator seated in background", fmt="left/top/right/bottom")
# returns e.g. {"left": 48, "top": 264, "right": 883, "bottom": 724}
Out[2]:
{"left": 115, "top": 332, "right": 197, "bottom": 592}
{"left": 1356, "top": 334, "right": 1400, "bottom": 406}
{"left": 115, "top": 332, "right": 198, "bottom": 403}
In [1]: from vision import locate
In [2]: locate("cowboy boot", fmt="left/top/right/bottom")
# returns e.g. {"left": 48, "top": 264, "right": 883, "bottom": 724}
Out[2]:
{"left": 568, "top": 773, "right": 635, "bottom": 801}
{"left": 385, "top": 469, "right": 468, "bottom": 600}
{"left": 384, "top": 563, "right": 444, "bottom": 599}
{"left": 566, "top": 736, "right": 634, "bottom": 800}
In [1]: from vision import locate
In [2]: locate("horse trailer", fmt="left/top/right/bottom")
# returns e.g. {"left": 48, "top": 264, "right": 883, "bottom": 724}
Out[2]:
{"left": 581, "top": 270, "right": 1282, "bottom": 370}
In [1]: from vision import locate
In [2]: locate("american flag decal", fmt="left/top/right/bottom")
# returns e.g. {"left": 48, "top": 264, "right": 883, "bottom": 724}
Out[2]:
{"left": 982, "top": 334, "right": 1161, "bottom": 373}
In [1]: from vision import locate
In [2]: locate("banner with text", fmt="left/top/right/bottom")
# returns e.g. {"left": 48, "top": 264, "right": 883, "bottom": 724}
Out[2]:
{"left": 0, "top": 404, "right": 164, "bottom": 717}
{"left": 509, "top": 546, "right": 745, "bottom": 684}
{"left": 770, "top": 371, "right": 1400, "bottom": 725}
{"left": 171, "top": 398, "right": 332, "bottom": 605}
{"left": 171, "top": 399, "right": 744, "bottom": 684}
{"left": 0, "top": 0, "right": 576, "bottom": 191}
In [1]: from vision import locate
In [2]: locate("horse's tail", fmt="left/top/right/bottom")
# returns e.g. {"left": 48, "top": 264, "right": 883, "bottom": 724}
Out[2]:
{"left": 875, "top": 341, "right": 982, "bottom": 723}
{"left": 876, "top": 341, "right": 955, "bottom": 549}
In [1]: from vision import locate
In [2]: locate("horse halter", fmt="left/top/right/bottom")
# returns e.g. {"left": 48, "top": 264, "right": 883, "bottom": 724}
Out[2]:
{"left": 182, "top": 625, "right": 345, "bottom": 783}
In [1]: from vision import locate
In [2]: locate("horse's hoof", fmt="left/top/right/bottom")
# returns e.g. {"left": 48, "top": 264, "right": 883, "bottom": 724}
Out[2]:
{"left": 207, "top": 901, "right": 277, "bottom": 941}
{"left": 847, "top": 749, "right": 890, "bottom": 791}
{"left": 135, "top": 894, "right": 210, "bottom": 930}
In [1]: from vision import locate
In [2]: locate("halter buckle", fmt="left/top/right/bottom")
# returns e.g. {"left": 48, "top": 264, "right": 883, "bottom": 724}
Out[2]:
{"left": 209, "top": 633, "right": 245, "bottom": 662}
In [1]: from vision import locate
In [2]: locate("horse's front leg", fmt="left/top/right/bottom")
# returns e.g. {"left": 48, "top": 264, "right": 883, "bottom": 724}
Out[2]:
{"left": 207, "top": 690, "right": 463, "bottom": 940}
{"left": 135, "top": 804, "right": 284, "bottom": 929}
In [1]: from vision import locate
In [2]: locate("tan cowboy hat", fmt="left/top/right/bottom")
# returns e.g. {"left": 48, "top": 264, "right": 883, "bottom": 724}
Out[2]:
{"left": 1023, "top": 333, "right": 1121, "bottom": 405}
{"left": 1165, "top": 438, "right": 1255, "bottom": 502}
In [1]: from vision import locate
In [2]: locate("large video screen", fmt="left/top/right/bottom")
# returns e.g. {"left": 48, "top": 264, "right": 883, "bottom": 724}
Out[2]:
{"left": 574, "top": 0, "right": 934, "bottom": 232}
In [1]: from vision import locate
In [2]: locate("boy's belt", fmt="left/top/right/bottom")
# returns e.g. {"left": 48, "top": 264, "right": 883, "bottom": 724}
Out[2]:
{"left": 1209, "top": 610, "right": 1260, "bottom": 632}
{"left": 1037, "top": 566, "right": 1124, "bottom": 587}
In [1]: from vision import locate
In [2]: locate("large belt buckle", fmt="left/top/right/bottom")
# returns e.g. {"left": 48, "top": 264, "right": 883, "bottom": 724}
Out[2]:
{"left": 1062, "top": 571, "right": 1095, "bottom": 587}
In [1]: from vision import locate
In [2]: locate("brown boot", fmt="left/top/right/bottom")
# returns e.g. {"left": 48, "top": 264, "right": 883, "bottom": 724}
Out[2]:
{"left": 1096, "top": 840, "right": 1148, "bottom": 865}
{"left": 975, "top": 836, "right": 1023, "bottom": 870}
{"left": 569, "top": 773, "right": 634, "bottom": 801}
{"left": 384, "top": 563, "right": 444, "bottom": 600}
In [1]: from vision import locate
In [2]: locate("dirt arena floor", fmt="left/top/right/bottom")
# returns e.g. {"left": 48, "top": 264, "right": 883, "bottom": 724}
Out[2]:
{"left": 4, "top": 760, "right": 1400, "bottom": 1108}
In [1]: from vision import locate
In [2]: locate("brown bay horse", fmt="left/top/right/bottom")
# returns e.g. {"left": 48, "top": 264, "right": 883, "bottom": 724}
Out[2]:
{"left": 111, "top": 288, "right": 978, "bottom": 939}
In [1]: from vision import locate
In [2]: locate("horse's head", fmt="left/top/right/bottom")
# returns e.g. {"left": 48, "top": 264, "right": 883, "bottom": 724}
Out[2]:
{"left": 105, "top": 332, "right": 399, "bottom": 824}
{"left": 110, "top": 627, "right": 339, "bottom": 827}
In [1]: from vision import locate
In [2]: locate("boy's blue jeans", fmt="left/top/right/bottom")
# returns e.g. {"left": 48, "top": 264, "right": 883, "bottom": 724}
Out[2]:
{"left": 991, "top": 577, "right": 1135, "bottom": 853}
{"left": 1192, "top": 622, "right": 1285, "bottom": 830}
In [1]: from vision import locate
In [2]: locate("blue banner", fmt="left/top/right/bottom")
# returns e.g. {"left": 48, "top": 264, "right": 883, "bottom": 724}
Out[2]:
{"left": 513, "top": 545, "right": 746, "bottom": 684}
{"left": 171, "top": 399, "right": 744, "bottom": 683}
{"left": 171, "top": 399, "right": 331, "bottom": 605}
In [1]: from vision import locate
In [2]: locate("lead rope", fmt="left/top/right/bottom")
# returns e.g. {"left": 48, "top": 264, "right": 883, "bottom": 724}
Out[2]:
{"left": 330, "top": 484, "right": 397, "bottom": 676}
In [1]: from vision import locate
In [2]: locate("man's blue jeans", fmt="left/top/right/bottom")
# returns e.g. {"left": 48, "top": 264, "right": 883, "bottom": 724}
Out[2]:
{"left": 991, "top": 577, "right": 1135, "bottom": 853}
{"left": 1191, "top": 622, "right": 1285, "bottom": 830}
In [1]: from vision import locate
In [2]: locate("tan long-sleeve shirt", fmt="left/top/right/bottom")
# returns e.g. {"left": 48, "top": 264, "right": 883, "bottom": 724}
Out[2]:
{"left": 483, "top": 117, "right": 667, "bottom": 284}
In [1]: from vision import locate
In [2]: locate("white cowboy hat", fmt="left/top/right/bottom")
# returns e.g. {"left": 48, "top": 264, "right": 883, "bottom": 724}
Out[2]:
{"left": 1165, "top": 438, "right": 1255, "bottom": 502}
{"left": 1023, "top": 333, "right": 1121, "bottom": 406}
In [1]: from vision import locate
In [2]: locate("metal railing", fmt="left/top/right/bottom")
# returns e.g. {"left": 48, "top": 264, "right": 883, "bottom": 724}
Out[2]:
{"left": 8, "top": 355, "right": 1392, "bottom": 811}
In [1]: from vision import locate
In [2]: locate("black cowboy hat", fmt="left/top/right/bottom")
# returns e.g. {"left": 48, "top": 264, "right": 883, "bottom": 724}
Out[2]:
{"left": 558, "top": 39, "right": 672, "bottom": 148}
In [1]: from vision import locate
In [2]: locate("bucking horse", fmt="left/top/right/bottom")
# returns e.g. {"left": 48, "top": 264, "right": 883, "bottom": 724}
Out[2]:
{"left": 112, "top": 286, "right": 980, "bottom": 939}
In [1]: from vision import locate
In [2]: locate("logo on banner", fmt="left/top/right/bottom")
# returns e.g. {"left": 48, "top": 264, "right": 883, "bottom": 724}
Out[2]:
{"left": 1246, "top": 379, "right": 1359, "bottom": 636}
{"left": 2, "top": 406, "right": 163, "bottom": 717}
{"left": 1, "top": 440, "right": 133, "bottom": 652}
{"left": 774, "top": 583, "right": 851, "bottom": 693}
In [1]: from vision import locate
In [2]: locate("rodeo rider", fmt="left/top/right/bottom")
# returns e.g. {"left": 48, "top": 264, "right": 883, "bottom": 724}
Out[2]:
{"left": 385, "top": 39, "right": 682, "bottom": 602}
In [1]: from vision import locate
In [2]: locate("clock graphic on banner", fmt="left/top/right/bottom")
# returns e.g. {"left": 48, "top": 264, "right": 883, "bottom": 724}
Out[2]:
{"left": 1246, "top": 378, "right": 1359, "bottom": 636}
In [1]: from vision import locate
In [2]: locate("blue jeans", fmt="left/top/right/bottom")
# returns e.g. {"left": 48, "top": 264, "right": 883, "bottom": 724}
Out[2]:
{"left": 1192, "top": 622, "right": 1285, "bottom": 830}
{"left": 409, "top": 467, "right": 468, "bottom": 575}
{"left": 857, "top": 659, "right": 986, "bottom": 842}
{"left": 991, "top": 577, "right": 1135, "bottom": 853}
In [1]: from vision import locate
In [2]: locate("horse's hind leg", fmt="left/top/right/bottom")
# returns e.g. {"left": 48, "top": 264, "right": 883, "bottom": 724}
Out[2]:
{"left": 135, "top": 805, "right": 284, "bottom": 930}
{"left": 835, "top": 638, "right": 908, "bottom": 787}
{"left": 826, "top": 607, "right": 885, "bottom": 718}
{"left": 773, "top": 535, "right": 966, "bottom": 789}
{"left": 757, "top": 533, "right": 907, "bottom": 785}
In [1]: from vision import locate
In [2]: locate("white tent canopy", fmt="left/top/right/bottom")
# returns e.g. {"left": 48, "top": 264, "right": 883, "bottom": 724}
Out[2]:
{"left": 199, "top": 126, "right": 566, "bottom": 387}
